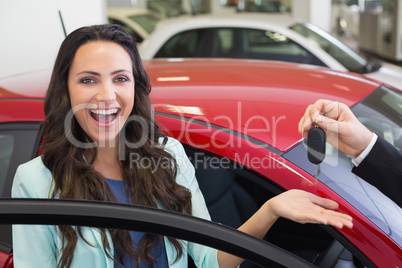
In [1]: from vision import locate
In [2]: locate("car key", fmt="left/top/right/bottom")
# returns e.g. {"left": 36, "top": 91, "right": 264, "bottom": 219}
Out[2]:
{"left": 307, "top": 126, "right": 326, "bottom": 184}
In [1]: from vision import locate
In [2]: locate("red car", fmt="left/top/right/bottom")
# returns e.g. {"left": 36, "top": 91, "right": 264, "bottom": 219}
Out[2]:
{"left": 0, "top": 59, "right": 401, "bottom": 267}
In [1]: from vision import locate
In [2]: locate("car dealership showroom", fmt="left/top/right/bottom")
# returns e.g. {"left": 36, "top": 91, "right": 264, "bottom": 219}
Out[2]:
{"left": 0, "top": 0, "right": 401, "bottom": 267}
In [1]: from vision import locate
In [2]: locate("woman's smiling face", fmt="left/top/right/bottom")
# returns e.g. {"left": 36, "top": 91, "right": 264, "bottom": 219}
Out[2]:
{"left": 68, "top": 41, "right": 135, "bottom": 146}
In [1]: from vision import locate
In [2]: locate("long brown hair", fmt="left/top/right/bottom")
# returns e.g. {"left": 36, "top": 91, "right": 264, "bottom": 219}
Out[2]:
{"left": 41, "top": 24, "right": 192, "bottom": 268}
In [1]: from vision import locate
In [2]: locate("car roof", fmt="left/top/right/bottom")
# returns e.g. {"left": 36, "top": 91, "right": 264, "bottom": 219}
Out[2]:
{"left": 0, "top": 69, "right": 50, "bottom": 99}
{"left": 0, "top": 70, "right": 49, "bottom": 123}
{"left": 0, "top": 59, "right": 381, "bottom": 152}
{"left": 153, "top": 12, "right": 297, "bottom": 32}
{"left": 145, "top": 58, "right": 380, "bottom": 151}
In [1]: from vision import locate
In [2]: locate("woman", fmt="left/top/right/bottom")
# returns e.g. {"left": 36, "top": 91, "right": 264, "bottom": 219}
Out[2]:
{"left": 12, "top": 24, "right": 353, "bottom": 268}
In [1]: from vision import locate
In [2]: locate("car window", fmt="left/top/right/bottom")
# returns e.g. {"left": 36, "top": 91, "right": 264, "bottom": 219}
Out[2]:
{"left": 0, "top": 123, "right": 42, "bottom": 197}
{"left": 354, "top": 86, "right": 402, "bottom": 150}
{"left": 246, "top": 29, "right": 312, "bottom": 60}
{"left": 283, "top": 85, "right": 402, "bottom": 249}
{"left": 146, "top": 0, "right": 189, "bottom": 18}
{"left": 128, "top": 14, "right": 160, "bottom": 34}
{"left": 0, "top": 122, "right": 42, "bottom": 252}
{"left": 184, "top": 146, "right": 369, "bottom": 268}
{"left": 155, "top": 29, "right": 204, "bottom": 58}
{"left": 154, "top": 27, "right": 326, "bottom": 66}
{"left": 108, "top": 18, "right": 144, "bottom": 43}
{"left": 289, "top": 22, "right": 371, "bottom": 74}
{"left": 0, "top": 134, "right": 13, "bottom": 195}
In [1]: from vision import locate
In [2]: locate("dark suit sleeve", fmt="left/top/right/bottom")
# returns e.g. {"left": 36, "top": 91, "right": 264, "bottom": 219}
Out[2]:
{"left": 352, "top": 136, "right": 402, "bottom": 207}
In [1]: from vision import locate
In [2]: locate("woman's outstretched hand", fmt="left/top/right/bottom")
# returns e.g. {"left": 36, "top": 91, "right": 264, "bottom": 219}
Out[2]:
{"left": 218, "top": 189, "right": 353, "bottom": 268}
{"left": 266, "top": 189, "right": 353, "bottom": 229}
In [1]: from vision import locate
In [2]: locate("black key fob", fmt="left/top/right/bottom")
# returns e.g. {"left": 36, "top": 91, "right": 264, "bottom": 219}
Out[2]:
{"left": 307, "top": 126, "right": 326, "bottom": 164}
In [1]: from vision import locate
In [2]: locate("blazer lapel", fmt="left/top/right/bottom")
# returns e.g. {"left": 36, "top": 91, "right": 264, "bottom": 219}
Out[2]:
{"left": 86, "top": 227, "right": 114, "bottom": 268}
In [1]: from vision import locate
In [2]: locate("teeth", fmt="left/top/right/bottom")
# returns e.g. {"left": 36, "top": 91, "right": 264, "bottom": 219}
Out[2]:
{"left": 91, "top": 108, "right": 118, "bottom": 115}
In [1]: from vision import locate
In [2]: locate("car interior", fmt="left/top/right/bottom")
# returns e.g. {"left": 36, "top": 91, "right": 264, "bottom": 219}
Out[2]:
{"left": 184, "top": 146, "right": 369, "bottom": 268}
{"left": 0, "top": 135, "right": 13, "bottom": 194}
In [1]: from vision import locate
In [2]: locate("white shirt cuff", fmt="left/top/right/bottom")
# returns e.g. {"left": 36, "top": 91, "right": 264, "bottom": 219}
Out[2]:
{"left": 352, "top": 133, "right": 378, "bottom": 167}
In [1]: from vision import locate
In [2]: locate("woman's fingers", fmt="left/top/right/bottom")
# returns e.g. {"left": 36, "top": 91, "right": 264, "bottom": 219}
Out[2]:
{"left": 309, "top": 193, "right": 353, "bottom": 227}
{"left": 310, "top": 207, "right": 353, "bottom": 229}
{"left": 271, "top": 190, "right": 353, "bottom": 229}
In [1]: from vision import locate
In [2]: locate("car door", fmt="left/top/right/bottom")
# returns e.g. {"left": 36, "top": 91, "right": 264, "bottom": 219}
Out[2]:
{"left": 0, "top": 122, "right": 43, "bottom": 267}
{"left": 0, "top": 198, "right": 318, "bottom": 268}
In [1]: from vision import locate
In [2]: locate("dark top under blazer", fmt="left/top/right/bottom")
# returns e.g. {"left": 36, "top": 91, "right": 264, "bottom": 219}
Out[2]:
{"left": 352, "top": 136, "right": 402, "bottom": 207}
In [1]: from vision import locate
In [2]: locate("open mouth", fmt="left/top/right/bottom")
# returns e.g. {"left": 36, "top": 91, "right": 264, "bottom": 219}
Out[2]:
{"left": 90, "top": 108, "right": 120, "bottom": 124}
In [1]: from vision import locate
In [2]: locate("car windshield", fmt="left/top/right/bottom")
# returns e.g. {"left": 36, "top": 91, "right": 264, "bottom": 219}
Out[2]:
{"left": 284, "top": 85, "right": 402, "bottom": 248}
{"left": 289, "top": 22, "right": 381, "bottom": 74}
{"left": 147, "top": 0, "right": 189, "bottom": 17}
{"left": 129, "top": 14, "right": 160, "bottom": 33}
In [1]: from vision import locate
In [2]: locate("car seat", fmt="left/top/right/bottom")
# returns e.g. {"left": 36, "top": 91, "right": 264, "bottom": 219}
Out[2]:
{"left": 194, "top": 164, "right": 258, "bottom": 228}
{"left": 186, "top": 150, "right": 267, "bottom": 268}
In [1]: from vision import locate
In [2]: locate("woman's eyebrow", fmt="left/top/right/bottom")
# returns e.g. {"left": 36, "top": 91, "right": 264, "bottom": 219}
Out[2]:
{"left": 76, "top": 69, "right": 131, "bottom": 76}
{"left": 111, "top": 69, "right": 132, "bottom": 75}
{"left": 76, "top": 71, "right": 100, "bottom": 76}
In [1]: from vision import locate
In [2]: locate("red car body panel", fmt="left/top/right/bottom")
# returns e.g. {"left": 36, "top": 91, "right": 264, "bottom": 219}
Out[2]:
{"left": 0, "top": 252, "right": 12, "bottom": 268}
{"left": 0, "top": 59, "right": 401, "bottom": 267}
{"left": 145, "top": 59, "right": 380, "bottom": 152}
{"left": 0, "top": 100, "right": 44, "bottom": 123}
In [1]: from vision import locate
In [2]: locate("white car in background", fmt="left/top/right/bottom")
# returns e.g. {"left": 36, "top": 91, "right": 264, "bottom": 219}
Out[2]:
{"left": 139, "top": 13, "right": 402, "bottom": 90}
{"left": 107, "top": 8, "right": 162, "bottom": 44}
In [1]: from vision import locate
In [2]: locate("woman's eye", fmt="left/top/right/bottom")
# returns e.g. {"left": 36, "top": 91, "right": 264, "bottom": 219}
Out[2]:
{"left": 81, "top": 78, "right": 95, "bottom": 84}
{"left": 114, "top": 76, "right": 128, "bottom": 83}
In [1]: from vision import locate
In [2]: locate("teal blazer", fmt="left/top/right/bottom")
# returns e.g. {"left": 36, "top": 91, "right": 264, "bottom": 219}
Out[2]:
{"left": 12, "top": 137, "right": 219, "bottom": 268}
